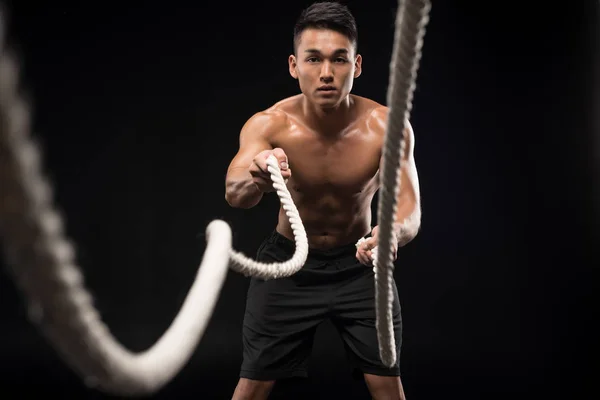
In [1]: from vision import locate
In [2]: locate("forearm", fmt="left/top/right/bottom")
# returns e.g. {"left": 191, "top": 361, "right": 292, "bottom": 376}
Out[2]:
{"left": 375, "top": 116, "right": 420, "bottom": 247}
{"left": 393, "top": 208, "right": 421, "bottom": 247}
{"left": 225, "top": 168, "right": 263, "bottom": 209}
{"left": 391, "top": 187, "right": 421, "bottom": 246}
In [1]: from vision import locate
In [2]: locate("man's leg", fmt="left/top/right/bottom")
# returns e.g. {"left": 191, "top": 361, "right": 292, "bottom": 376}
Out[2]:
{"left": 363, "top": 374, "right": 406, "bottom": 400}
{"left": 233, "top": 231, "right": 329, "bottom": 399}
{"left": 232, "top": 378, "right": 275, "bottom": 400}
{"left": 330, "top": 254, "right": 405, "bottom": 399}
{"left": 234, "top": 276, "right": 322, "bottom": 399}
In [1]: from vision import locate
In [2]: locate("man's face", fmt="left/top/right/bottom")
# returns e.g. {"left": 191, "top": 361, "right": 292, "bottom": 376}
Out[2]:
{"left": 289, "top": 28, "right": 362, "bottom": 108}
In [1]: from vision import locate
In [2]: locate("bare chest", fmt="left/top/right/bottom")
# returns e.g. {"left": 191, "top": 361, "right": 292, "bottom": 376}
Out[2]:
{"left": 273, "top": 129, "right": 382, "bottom": 195}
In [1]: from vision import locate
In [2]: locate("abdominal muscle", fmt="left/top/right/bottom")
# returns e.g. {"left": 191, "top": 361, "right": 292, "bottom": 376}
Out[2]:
{"left": 276, "top": 188, "right": 376, "bottom": 249}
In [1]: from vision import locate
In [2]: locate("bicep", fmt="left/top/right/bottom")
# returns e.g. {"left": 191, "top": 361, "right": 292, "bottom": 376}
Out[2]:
{"left": 226, "top": 113, "right": 276, "bottom": 174}
{"left": 227, "top": 136, "right": 272, "bottom": 174}
{"left": 378, "top": 120, "right": 420, "bottom": 202}
{"left": 401, "top": 121, "right": 420, "bottom": 202}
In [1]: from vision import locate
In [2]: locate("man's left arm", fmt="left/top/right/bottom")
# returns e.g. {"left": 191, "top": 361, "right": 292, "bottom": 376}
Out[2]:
{"left": 356, "top": 110, "right": 422, "bottom": 266}
{"left": 389, "top": 120, "right": 421, "bottom": 247}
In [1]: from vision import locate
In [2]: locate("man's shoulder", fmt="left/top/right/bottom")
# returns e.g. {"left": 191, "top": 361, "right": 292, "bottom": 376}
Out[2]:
{"left": 271, "top": 94, "right": 302, "bottom": 111}
{"left": 353, "top": 95, "right": 414, "bottom": 134}
{"left": 369, "top": 104, "right": 390, "bottom": 121}
{"left": 242, "top": 97, "right": 298, "bottom": 135}
{"left": 352, "top": 94, "right": 389, "bottom": 119}
{"left": 249, "top": 95, "right": 300, "bottom": 122}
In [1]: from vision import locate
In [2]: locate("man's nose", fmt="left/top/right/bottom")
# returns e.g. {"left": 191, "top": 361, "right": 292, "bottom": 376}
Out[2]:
{"left": 320, "top": 62, "right": 334, "bottom": 82}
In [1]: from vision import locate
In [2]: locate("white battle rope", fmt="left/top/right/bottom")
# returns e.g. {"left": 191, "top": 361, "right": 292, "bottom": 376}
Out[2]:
{"left": 228, "top": 155, "right": 309, "bottom": 280}
{"left": 0, "top": 9, "right": 307, "bottom": 397}
{"left": 0, "top": 0, "right": 430, "bottom": 394}
{"left": 371, "top": 0, "right": 431, "bottom": 368}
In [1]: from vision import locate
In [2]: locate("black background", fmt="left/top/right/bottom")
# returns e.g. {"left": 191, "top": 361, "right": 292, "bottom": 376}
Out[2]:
{"left": 0, "top": 1, "right": 597, "bottom": 399}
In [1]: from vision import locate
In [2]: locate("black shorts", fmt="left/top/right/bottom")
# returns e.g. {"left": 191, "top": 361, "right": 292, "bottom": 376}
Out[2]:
{"left": 240, "top": 230, "right": 402, "bottom": 381}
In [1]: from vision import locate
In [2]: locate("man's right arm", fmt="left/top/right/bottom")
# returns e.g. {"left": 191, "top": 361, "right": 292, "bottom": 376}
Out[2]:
{"left": 224, "top": 111, "right": 282, "bottom": 209}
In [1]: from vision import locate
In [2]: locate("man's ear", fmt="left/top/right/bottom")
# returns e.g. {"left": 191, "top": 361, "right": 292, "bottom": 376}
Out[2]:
{"left": 354, "top": 54, "right": 362, "bottom": 78}
{"left": 289, "top": 54, "right": 298, "bottom": 79}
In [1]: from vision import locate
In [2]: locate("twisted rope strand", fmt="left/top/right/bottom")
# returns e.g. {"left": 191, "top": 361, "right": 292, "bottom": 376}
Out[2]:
{"left": 0, "top": 10, "right": 307, "bottom": 396}
{"left": 0, "top": 0, "right": 431, "bottom": 393}
{"left": 374, "top": 0, "right": 431, "bottom": 367}
{"left": 228, "top": 155, "right": 309, "bottom": 280}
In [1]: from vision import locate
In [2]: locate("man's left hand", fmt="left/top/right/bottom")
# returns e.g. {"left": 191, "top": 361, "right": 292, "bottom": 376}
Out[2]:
{"left": 355, "top": 226, "right": 398, "bottom": 266}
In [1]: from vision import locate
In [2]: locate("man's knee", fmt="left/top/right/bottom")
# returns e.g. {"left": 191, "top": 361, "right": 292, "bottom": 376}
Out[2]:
{"left": 232, "top": 378, "right": 275, "bottom": 400}
{"left": 364, "top": 374, "right": 406, "bottom": 400}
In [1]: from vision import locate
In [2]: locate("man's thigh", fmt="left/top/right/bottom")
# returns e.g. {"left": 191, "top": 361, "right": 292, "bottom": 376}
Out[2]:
{"left": 240, "top": 232, "right": 332, "bottom": 380}
{"left": 331, "top": 260, "right": 403, "bottom": 377}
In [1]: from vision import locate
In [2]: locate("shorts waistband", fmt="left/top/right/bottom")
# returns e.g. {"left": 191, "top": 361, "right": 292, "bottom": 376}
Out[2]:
{"left": 265, "top": 230, "right": 370, "bottom": 259}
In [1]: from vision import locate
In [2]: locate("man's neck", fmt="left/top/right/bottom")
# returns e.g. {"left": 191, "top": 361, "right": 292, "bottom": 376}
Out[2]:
{"left": 301, "top": 95, "right": 355, "bottom": 136}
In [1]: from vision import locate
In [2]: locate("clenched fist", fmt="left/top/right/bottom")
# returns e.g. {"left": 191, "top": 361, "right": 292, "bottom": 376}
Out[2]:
{"left": 355, "top": 226, "right": 398, "bottom": 266}
{"left": 249, "top": 147, "right": 292, "bottom": 193}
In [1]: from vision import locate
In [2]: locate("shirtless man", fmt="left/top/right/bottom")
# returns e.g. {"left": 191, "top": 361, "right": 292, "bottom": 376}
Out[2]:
{"left": 224, "top": 2, "right": 421, "bottom": 399}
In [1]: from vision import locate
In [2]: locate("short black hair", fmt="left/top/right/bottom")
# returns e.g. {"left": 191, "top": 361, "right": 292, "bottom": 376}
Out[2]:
{"left": 293, "top": 1, "right": 358, "bottom": 54}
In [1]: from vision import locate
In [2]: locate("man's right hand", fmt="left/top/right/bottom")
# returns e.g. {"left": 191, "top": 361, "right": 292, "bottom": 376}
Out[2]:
{"left": 249, "top": 147, "right": 291, "bottom": 193}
